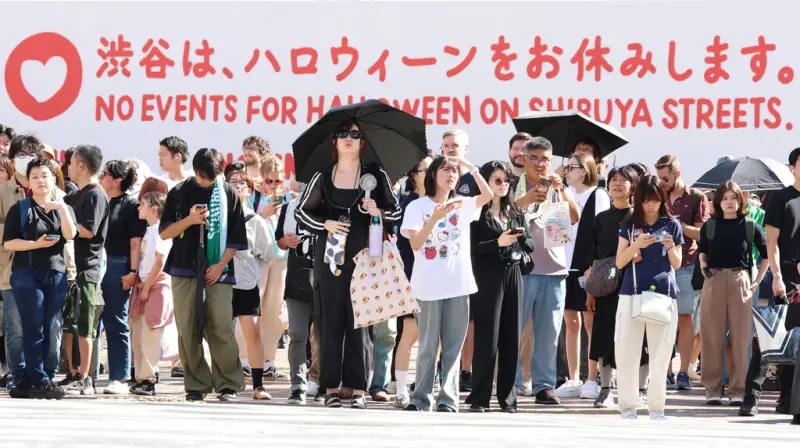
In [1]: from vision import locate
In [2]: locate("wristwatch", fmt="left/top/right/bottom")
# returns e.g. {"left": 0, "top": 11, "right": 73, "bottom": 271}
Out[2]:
{"left": 129, "top": 269, "right": 138, "bottom": 275}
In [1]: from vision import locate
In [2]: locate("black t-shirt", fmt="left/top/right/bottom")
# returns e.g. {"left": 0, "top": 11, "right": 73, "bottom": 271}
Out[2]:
{"left": 457, "top": 172, "right": 479, "bottom": 197}
{"left": 698, "top": 217, "right": 768, "bottom": 269}
{"left": 764, "top": 186, "right": 800, "bottom": 268}
{"left": 65, "top": 184, "right": 109, "bottom": 283}
{"left": 160, "top": 178, "right": 247, "bottom": 284}
{"left": 105, "top": 194, "right": 147, "bottom": 257}
{"left": 2, "top": 199, "right": 77, "bottom": 273}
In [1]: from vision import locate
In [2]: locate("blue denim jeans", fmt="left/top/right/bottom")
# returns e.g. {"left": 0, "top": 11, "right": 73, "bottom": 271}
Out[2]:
{"left": 369, "top": 318, "right": 397, "bottom": 395}
{"left": 516, "top": 274, "right": 567, "bottom": 394}
{"left": 100, "top": 255, "right": 132, "bottom": 381}
{"left": 10, "top": 268, "right": 66, "bottom": 386}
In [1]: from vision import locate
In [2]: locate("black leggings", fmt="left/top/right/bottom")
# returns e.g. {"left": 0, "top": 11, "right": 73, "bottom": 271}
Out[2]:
{"left": 316, "top": 265, "right": 372, "bottom": 391}
{"left": 467, "top": 265, "right": 522, "bottom": 408}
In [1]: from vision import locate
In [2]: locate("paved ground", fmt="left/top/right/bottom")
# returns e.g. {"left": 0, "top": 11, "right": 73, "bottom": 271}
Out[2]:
{"left": 2, "top": 345, "right": 798, "bottom": 446}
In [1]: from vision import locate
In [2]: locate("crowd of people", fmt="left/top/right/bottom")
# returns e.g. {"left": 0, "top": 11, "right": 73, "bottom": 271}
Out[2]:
{"left": 0, "top": 120, "right": 798, "bottom": 425}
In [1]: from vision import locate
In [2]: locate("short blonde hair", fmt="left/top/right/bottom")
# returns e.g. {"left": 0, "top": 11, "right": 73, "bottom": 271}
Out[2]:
{"left": 259, "top": 153, "right": 284, "bottom": 177}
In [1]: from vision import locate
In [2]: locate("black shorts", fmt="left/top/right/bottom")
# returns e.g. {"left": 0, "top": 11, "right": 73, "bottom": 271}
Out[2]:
{"left": 565, "top": 271, "right": 587, "bottom": 312}
{"left": 233, "top": 287, "right": 261, "bottom": 317}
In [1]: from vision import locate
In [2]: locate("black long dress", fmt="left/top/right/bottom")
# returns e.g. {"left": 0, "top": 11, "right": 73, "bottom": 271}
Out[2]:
{"left": 588, "top": 205, "right": 631, "bottom": 367}
{"left": 295, "top": 162, "right": 400, "bottom": 391}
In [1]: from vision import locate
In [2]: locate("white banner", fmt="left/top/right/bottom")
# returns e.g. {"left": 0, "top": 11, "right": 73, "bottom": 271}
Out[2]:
{"left": 1, "top": 1, "right": 798, "bottom": 183}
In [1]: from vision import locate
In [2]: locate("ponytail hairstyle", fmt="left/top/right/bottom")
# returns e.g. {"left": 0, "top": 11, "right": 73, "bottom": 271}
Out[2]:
{"left": 104, "top": 160, "right": 137, "bottom": 192}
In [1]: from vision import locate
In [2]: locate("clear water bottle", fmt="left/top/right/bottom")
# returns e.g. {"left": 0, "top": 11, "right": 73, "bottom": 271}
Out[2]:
{"left": 369, "top": 215, "right": 383, "bottom": 257}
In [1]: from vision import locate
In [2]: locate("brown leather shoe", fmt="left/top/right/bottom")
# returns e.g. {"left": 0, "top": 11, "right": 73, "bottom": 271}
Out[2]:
{"left": 371, "top": 391, "right": 390, "bottom": 402}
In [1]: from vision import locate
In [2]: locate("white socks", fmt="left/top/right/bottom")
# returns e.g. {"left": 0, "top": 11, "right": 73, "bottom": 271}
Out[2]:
{"left": 396, "top": 370, "right": 409, "bottom": 397}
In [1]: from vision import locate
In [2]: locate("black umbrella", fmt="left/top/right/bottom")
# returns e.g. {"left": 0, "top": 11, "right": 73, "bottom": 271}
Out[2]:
{"left": 194, "top": 224, "right": 208, "bottom": 345}
{"left": 512, "top": 110, "right": 628, "bottom": 158}
{"left": 692, "top": 157, "right": 792, "bottom": 191}
{"left": 292, "top": 99, "right": 428, "bottom": 183}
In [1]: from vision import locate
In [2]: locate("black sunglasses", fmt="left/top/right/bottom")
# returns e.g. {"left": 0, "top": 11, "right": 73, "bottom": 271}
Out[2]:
{"left": 336, "top": 130, "right": 362, "bottom": 140}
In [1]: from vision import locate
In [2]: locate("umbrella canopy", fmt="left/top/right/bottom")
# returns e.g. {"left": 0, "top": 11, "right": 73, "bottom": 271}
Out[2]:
{"left": 512, "top": 110, "right": 628, "bottom": 158}
{"left": 692, "top": 157, "right": 793, "bottom": 191}
{"left": 195, "top": 224, "right": 208, "bottom": 345}
{"left": 292, "top": 99, "right": 428, "bottom": 183}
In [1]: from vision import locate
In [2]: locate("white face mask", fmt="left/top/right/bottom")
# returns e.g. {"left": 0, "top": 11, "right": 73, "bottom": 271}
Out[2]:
{"left": 14, "top": 155, "right": 34, "bottom": 177}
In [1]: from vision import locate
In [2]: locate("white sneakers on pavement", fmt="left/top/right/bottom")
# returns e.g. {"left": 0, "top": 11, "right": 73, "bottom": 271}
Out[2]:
{"left": 307, "top": 381, "right": 319, "bottom": 397}
{"left": 649, "top": 410, "right": 667, "bottom": 421}
{"left": 580, "top": 380, "right": 599, "bottom": 399}
{"left": 620, "top": 409, "right": 638, "bottom": 420}
{"left": 519, "top": 380, "right": 534, "bottom": 396}
{"left": 555, "top": 379, "right": 583, "bottom": 399}
{"left": 103, "top": 381, "right": 129, "bottom": 395}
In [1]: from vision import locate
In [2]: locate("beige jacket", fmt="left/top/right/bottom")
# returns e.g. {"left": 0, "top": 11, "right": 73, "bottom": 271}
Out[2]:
{"left": 0, "top": 179, "right": 70, "bottom": 289}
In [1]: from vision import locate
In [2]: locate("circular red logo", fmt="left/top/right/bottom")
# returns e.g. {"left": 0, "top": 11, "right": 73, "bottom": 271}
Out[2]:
{"left": 5, "top": 32, "right": 82, "bottom": 121}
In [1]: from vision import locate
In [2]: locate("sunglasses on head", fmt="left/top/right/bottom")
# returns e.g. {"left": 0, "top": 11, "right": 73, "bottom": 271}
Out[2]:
{"left": 337, "top": 130, "right": 362, "bottom": 140}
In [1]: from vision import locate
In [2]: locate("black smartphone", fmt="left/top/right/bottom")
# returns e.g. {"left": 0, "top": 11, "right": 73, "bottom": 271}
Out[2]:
{"left": 194, "top": 204, "right": 208, "bottom": 211}
{"left": 509, "top": 227, "right": 525, "bottom": 236}
{"left": 539, "top": 178, "right": 552, "bottom": 189}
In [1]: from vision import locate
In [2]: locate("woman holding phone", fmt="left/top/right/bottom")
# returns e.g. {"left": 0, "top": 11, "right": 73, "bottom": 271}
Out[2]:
{"left": 615, "top": 175, "right": 683, "bottom": 420}
{"left": 295, "top": 120, "right": 401, "bottom": 409}
{"left": 466, "top": 161, "right": 533, "bottom": 413}
{"left": 3, "top": 158, "right": 77, "bottom": 399}
{"left": 400, "top": 155, "right": 493, "bottom": 412}
{"left": 246, "top": 156, "right": 292, "bottom": 380}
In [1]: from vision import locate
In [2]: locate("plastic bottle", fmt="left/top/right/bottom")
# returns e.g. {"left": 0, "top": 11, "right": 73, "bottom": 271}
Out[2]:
{"left": 369, "top": 215, "right": 383, "bottom": 257}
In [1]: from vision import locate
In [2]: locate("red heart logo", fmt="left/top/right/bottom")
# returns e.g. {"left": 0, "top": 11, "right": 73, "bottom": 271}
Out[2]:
{"left": 5, "top": 32, "right": 82, "bottom": 121}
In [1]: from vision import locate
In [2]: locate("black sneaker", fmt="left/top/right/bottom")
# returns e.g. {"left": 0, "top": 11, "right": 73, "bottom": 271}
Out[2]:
{"left": 186, "top": 391, "right": 206, "bottom": 402}
{"left": 313, "top": 390, "right": 326, "bottom": 403}
{"left": 0, "top": 372, "right": 11, "bottom": 388}
{"left": 404, "top": 404, "right": 422, "bottom": 411}
{"left": 63, "top": 377, "right": 83, "bottom": 395}
{"left": 776, "top": 399, "right": 791, "bottom": 415}
{"left": 325, "top": 393, "right": 342, "bottom": 408}
{"left": 436, "top": 404, "right": 456, "bottom": 412}
{"left": 535, "top": 388, "right": 561, "bottom": 405}
{"left": 171, "top": 366, "right": 185, "bottom": 378}
{"left": 30, "top": 380, "right": 67, "bottom": 400}
{"left": 278, "top": 330, "right": 289, "bottom": 349}
{"left": 738, "top": 404, "right": 758, "bottom": 417}
{"left": 469, "top": 404, "right": 486, "bottom": 413}
{"left": 57, "top": 373, "right": 76, "bottom": 387}
{"left": 131, "top": 381, "right": 156, "bottom": 396}
{"left": 459, "top": 370, "right": 472, "bottom": 392}
{"left": 792, "top": 415, "right": 800, "bottom": 425}
{"left": 9, "top": 380, "right": 32, "bottom": 399}
{"left": 288, "top": 389, "right": 306, "bottom": 405}
{"left": 242, "top": 365, "right": 253, "bottom": 377}
{"left": 217, "top": 389, "right": 238, "bottom": 402}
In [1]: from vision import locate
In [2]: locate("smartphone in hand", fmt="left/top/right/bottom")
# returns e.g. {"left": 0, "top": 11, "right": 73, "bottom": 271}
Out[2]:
{"left": 509, "top": 227, "right": 525, "bottom": 236}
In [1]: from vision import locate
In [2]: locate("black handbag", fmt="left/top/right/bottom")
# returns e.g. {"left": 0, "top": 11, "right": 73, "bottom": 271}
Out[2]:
{"left": 585, "top": 256, "right": 621, "bottom": 297}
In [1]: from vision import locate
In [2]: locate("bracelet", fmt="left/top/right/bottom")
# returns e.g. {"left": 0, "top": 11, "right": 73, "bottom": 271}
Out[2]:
{"left": 129, "top": 269, "right": 138, "bottom": 275}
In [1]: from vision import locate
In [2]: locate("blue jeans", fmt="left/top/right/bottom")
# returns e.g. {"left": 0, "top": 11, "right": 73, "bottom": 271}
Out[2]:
{"left": 516, "top": 274, "right": 567, "bottom": 394}
{"left": 100, "top": 255, "right": 132, "bottom": 381}
{"left": 369, "top": 318, "right": 397, "bottom": 395}
{"left": 10, "top": 268, "right": 66, "bottom": 386}
{"left": 2, "top": 288, "right": 61, "bottom": 383}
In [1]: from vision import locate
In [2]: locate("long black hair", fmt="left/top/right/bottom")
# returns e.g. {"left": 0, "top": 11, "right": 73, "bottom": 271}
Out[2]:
{"left": 629, "top": 175, "right": 673, "bottom": 227}
{"left": 479, "top": 160, "right": 520, "bottom": 221}
{"left": 105, "top": 160, "right": 137, "bottom": 192}
{"left": 424, "top": 156, "right": 459, "bottom": 200}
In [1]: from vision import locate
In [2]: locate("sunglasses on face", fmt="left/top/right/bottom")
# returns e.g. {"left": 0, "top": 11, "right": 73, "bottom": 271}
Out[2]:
{"left": 564, "top": 164, "right": 583, "bottom": 172}
{"left": 491, "top": 178, "right": 511, "bottom": 186}
{"left": 263, "top": 179, "right": 281, "bottom": 185}
{"left": 337, "top": 130, "right": 362, "bottom": 140}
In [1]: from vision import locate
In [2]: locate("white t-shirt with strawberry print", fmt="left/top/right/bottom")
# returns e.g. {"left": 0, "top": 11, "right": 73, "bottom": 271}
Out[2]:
{"left": 400, "top": 195, "right": 480, "bottom": 301}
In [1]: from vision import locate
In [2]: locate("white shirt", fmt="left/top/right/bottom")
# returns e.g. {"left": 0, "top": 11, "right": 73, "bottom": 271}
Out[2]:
{"left": 565, "top": 186, "right": 610, "bottom": 269}
{"left": 233, "top": 210, "right": 274, "bottom": 290}
{"left": 139, "top": 224, "right": 172, "bottom": 282}
{"left": 400, "top": 196, "right": 481, "bottom": 301}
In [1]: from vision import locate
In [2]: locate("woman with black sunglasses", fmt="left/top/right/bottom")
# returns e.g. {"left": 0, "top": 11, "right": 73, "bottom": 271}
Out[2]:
{"left": 466, "top": 161, "right": 533, "bottom": 413}
{"left": 295, "top": 120, "right": 401, "bottom": 409}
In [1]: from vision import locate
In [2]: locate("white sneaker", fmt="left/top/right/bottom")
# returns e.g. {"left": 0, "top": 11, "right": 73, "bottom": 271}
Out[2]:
{"left": 649, "top": 410, "right": 667, "bottom": 421}
{"left": 637, "top": 390, "right": 648, "bottom": 408}
{"left": 580, "top": 380, "right": 600, "bottom": 399}
{"left": 387, "top": 381, "right": 397, "bottom": 395}
{"left": 727, "top": 396, "right": 743, "bottom": 406}
{"left": 519, "top": 380, "right": 534, "bottom": 396}
{"left": 394, "top": 393, "right": 409, "bottom": 409}
{"left": 594, "top": 388, "right": 614, "bottom": 408}
{"left": 621, "top": 409, "right": 638, "bottom": 420}
{"left": 555, "top": 379, "right": 583, "bottom": 398}
{"left": 103, "top": 380, "right": 129, "bottom": 395}
{"left": 307, "top": 381, "right": 319, "bottom": 397}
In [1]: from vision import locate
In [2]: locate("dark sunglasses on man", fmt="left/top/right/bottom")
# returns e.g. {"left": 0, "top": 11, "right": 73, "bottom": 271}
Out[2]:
{"left": 336, "top": 130, "right": 362, "bottom": 140}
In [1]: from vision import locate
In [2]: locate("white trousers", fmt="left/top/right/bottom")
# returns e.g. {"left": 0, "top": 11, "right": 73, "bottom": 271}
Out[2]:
{"left": 614, "top": 295, "right": 678, "bottom": 412}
